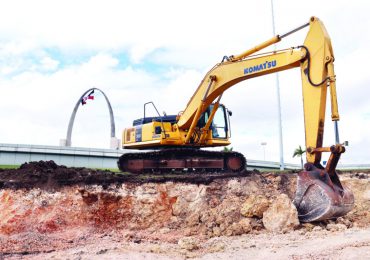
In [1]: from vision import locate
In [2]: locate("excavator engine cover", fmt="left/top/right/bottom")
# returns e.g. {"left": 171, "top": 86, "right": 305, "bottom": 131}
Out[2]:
{"left": 293, "top": 164, "right": 354, "bottom": 222}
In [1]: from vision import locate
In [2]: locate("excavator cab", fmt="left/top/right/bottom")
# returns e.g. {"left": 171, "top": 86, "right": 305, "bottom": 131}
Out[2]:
{"left": 197, "top": 104, "right": 230, "bottom": 139}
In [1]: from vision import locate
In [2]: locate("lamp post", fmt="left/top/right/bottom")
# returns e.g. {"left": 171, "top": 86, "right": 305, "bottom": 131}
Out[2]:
{"left": 270, "top": 0, "right": 285, "bottom": 170}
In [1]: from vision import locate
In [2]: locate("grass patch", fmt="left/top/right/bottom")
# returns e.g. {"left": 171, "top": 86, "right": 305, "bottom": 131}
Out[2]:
{"left": 0, "top": 165, "right": 20, "bottom": 169}
{"left": 96, "top": 168, "right": 121, "bottom": 173}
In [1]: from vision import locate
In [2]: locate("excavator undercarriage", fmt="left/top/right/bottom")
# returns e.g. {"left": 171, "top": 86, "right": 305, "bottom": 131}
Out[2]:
{"left": 118, "top": 149, "right": 246, "bottom": 174}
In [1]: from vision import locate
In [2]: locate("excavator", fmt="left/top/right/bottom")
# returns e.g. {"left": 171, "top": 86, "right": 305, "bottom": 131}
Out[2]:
{"left": 118, "top": 17, "right": 354, "bottom": 222}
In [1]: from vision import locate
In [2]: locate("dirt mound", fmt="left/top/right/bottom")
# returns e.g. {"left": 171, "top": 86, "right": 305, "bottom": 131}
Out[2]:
{"left": 0, "top": 160, "right": 251, "bottom": 190}
{"left": 0, "top": 160, "right": 117, "bottom": 190}
{"left": 0, "top": 161, "right": 369, "bottom": 258}
{"left": 20, "top": 160, "right": 59, "bottom": 171}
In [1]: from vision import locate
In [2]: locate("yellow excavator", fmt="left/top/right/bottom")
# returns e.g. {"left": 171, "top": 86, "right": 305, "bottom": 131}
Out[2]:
{"left": 118, "top": 17, "right": 354, "bottom": 222}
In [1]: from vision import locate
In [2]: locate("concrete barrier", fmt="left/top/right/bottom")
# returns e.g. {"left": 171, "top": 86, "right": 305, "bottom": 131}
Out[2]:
{"left": 0, "top": 143, "right": 368, "bottom": 170}
{"left": 0, "top": 143, "right": 130, "bottom": 169}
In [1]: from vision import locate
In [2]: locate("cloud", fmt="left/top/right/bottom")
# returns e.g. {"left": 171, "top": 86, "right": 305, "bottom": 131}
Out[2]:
{"left": 0, "top": 0, "right": 369, "bottom": 166}
{"left": 39, "top": 57, "right": 60, "bottom": 71}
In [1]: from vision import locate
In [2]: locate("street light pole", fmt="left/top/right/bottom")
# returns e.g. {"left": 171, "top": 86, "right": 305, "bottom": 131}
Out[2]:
{"left": 270, "top": 0, "right": 285, "bottom": 170}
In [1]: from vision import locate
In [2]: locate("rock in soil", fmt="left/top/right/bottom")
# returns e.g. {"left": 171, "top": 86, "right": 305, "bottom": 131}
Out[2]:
{"left": 262, "top": 193, "right": 300, "bottom": 233}
{"left": 240, "top": 194, "right": 270, "bottom": 218}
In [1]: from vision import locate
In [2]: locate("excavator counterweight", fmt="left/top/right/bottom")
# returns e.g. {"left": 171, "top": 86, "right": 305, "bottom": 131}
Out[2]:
{"left": 118, "top": 17, "right": 354, "bottom": 222}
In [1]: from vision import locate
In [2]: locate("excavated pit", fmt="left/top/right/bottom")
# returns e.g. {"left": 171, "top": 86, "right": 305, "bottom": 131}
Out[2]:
{"left": 0, "top": 161, "right": 369, "bottom": 257}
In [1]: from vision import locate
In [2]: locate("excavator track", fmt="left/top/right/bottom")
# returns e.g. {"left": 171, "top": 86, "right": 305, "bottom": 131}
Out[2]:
{"left": 117, "top": 149, "right": 246, "bottom": 174}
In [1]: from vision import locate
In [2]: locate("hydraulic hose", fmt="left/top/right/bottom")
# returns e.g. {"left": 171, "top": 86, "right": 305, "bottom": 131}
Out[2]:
{"left": 298, "top": 45, "right": 331, "bottom": 87}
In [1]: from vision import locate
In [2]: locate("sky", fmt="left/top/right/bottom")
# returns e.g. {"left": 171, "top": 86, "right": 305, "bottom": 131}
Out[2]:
{"left": 0, "top": 0, "right": 369, "bottom": 165}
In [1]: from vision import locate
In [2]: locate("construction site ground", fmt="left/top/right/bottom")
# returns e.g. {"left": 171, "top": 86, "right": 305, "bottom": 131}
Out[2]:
{"left": 0, "top": 161, "right": 369, "bottom": 259}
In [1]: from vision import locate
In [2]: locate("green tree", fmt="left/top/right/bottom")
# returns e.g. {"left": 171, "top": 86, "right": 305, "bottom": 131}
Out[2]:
{"left": 293, "top": 145, "right": 306, "bottom": 169}
{"left": 223, "top": 146, "right": 233, "bottom": 152}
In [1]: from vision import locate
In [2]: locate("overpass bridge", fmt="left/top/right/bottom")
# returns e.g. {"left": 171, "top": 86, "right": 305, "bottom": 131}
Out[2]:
{"left": 0, "top": 143, "right": 368, "bottom": 171}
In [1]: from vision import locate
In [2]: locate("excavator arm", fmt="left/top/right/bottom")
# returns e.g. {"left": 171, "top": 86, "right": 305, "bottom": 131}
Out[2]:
{"left": 176, "top": 16, "right": 354, "bottom": 221}
{"left": 178, "top": 17, "right": 336, "bottom": 164}
{"left": 177, "top": 48, "right": 303, "bottom": 129}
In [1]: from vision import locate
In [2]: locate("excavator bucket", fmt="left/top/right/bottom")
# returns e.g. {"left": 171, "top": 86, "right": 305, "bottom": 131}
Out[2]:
{"left": 293, "top": 164, "right": 354, "bottom": 222}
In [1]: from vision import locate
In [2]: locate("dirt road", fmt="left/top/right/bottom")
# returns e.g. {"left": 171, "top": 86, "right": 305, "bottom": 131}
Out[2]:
{"left": 4, "top": 227, "right": 369, "bottom": 259}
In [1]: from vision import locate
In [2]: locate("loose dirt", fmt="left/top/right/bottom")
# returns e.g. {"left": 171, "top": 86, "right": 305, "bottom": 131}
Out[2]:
{"left": 0, "top": 161, "right": 369, "bottom": 259}
{"left": 0, "top": 161, "right": 251, "bottom": 189}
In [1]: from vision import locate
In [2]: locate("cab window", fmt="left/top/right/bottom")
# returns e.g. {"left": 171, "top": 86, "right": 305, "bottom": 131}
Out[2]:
{"left": 212, "top": 106, "right": 227, "bottom": 139}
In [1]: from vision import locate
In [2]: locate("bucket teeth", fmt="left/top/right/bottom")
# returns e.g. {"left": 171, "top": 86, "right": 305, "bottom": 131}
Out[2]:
{"left": 293, "top": 164, "right": 354, "bottom": 222}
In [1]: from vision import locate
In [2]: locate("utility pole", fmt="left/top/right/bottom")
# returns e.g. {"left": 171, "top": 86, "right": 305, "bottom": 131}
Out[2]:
{"left": 270, "top": 0, "right": 285, "bottom": 170}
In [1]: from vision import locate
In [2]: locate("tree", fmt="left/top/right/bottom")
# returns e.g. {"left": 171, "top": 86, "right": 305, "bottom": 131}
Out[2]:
{"left": 293, "top": 145, "right": 306, "bottom": 169}
{"left": 223, "top": 146, "right": 233, "bottom": 152}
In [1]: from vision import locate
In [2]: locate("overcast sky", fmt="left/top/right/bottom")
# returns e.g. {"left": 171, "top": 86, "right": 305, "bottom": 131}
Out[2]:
{"left": 0, "top": 0, "right": 369, "bottom": 165}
